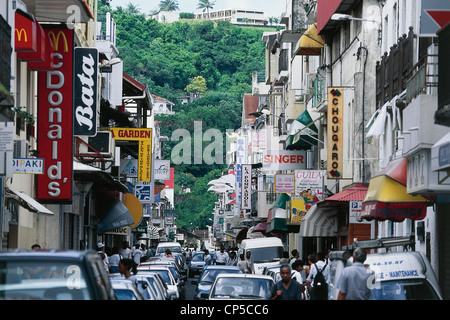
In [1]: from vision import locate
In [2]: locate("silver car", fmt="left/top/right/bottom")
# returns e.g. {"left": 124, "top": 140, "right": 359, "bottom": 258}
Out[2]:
{"left": 109, "top": 279, "right": 144, "bottom": 300}
{"left": 208, "top": 274, "right": 274, "bottom": 300}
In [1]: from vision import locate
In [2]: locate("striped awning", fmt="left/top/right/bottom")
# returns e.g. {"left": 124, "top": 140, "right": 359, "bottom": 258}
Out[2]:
{"left": 298, "top": 204, "right": 337, "bottom": 237}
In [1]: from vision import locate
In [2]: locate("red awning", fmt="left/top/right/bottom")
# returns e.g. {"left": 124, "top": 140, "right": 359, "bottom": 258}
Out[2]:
{"left": 323, "top": 183, "right": 368, "bottom": 203}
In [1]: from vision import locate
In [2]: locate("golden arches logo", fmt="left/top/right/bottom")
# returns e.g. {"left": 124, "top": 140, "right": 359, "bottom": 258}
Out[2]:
{"left": 15, "top": 28, "right": 28, "bottom": 42}
{"left": 48, "top": 31, "right": 68, "bottom": 52}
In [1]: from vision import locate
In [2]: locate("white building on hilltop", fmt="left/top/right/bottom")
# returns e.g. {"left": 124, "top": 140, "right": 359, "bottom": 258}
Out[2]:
{"left": 195, "top": 8, "right": 268, "bottom": 26}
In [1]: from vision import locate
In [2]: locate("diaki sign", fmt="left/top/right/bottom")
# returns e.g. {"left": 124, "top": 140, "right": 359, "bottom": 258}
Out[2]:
{"left": 327, "top": 88, "right": 344, "bottom": 179}
{"left": 110, "top": 128, "right": 152, "bottom": 182}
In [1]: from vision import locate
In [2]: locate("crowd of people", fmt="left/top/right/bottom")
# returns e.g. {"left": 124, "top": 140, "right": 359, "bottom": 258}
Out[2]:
{"left": 271, "top": 248, "right": 373, "bottom": 301}
{"left": 198, "top": 245, "right": 256, "bottom": 274}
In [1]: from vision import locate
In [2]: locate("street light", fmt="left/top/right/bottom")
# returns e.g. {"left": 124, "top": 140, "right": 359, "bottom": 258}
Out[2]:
{"left": 330, "top": 13, "right": 381, "bottom": 44}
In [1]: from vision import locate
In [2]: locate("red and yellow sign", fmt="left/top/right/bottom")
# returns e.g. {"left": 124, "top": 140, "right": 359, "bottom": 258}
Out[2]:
{"left": 327, "top": 88, "right": 344, "bottom": 179}
{"left": 110, "top": 128, "right": 152, "bottom": 182}
{"left": 14, "top": 12, "right": 37, "bottom": 52}
{"left": 37, "top": 27, "right": 74, "bottom": 203}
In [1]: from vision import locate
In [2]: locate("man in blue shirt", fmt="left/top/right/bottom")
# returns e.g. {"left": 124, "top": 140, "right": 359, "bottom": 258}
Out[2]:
{"left": 271, "top": 264, "right": 303, "bottom": 300}
{"left": 337, "top": 248, "right": 374, "bottom": 300}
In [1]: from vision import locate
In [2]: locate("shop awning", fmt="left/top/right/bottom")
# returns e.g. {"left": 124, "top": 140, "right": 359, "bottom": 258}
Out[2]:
{"left": 6, "top": 189, "right": 54, "bottom": 215}
{"left": 21, "top": 0, "right": 94, "bottom": 23}
{"left": 361, "top": 158, "right": 429, "bottom": 222}
{"left": 97, "top": 199, "right": 135, "bottom": 233}
{"left": 287, "top": 111, "right": 323, "bottom": 150}
{"left": 294, "top": 23, "right": 324, "bottom": 56}
{"left": 298, "top": 204, "right": 337, "bottom": 237}
{"left": 323, "top": 183, "right": 368, "bottom": 203}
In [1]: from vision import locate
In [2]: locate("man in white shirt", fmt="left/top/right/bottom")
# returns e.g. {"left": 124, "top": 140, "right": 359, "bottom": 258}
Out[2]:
{"left": 291, "top": 259, "right": 306, "bottom": 299}
{"left": 214, "top": 245, "right": 229, "bottom": 265}
{"left": 132, "top": 244, "right": 143, "bottom": 266}
{"left": 305, "top": 252, "right": 330, "bottom": 299}
{"left": 119, "top": 241, "right": 132, "bottom": 259}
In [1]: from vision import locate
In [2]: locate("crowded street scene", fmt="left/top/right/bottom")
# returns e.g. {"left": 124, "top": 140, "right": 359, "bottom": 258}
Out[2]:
{"left": 0, "top": 0, "right": 449, "bottom": 308}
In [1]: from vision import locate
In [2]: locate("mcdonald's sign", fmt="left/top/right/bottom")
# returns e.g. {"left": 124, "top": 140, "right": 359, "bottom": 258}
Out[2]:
{"left": 17, "top": 21, "right": 46, "bottom": 63}
{"left": 48, "top": 30, "right": 69, "bottom": 53}
{"left": 14, "top": 11, "right": 37, "bottom": 52}
{"left": 37, "top": 27, "right": 74, "bottom": 203}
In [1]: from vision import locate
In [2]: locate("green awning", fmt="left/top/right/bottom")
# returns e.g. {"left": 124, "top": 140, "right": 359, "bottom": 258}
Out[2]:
{"left": 287, "top": 110, "right": 320, "bottom": 150}
{"left": 275, "top": 193, "right": 291, "bottom": 209}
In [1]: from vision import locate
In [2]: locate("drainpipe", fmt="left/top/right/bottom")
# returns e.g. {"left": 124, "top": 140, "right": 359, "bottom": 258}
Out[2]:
{"left": 357, "top": 45, "right": 368, "bottom": 183}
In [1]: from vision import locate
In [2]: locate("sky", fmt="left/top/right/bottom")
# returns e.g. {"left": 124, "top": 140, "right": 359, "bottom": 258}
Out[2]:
{"left": 109, "top": 0, "right": 286, "bottom": 18}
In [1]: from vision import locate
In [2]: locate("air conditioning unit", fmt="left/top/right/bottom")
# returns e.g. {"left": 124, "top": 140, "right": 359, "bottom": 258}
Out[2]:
{"left": 14, "top": 140, "right": 29, "bottom": 158}
{"left": 78, "top": 131, "right": 115, "bottom": 158}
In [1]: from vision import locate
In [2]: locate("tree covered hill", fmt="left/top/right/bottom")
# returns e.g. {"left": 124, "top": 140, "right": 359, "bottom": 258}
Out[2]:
{"left": 100, "top": 2, "right": 271, "bottom": 229}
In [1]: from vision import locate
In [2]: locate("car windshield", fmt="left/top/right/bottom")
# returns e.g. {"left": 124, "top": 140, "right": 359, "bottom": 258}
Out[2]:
{"left": 157, "top": 246, "right": 181, "bottom": 254}
{"left": 210, "top": 277, "right": 273, "bottom": 299}
{"left": 0, "top": 260, "right": 91, "bottom": 300}
{"left": 201, "top": 269, "right": 242, "bottom": 283}
{"left": 114, "top": 289, "right": 139, "bottom": 300}
{"left": 246, "top": 247, "right": 284, "bottom": 263}
{"left": 370, "top": 279, "right": 441, "bottom": 300}
{"left": 142, "top": 270, "right": 171, "bottom": 284}
{"left": 192, "top": 253, "right": 204, "bottom": 262}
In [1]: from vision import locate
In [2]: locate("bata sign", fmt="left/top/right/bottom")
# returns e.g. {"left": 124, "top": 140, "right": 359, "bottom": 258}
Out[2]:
{"left": 37, "top": 27, "right": 74, "bottom": 203}
{"left": 262, "top": 150, "right": 306, "bottom": 171}
{"left": 327, "top": 88, "right": 344, "bottom": 179}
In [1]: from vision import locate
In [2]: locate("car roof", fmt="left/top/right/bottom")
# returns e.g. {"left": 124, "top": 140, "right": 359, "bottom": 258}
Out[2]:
{"left": 214, "top": 273, "right": 274, "bottom": 281}
{"left": 110, "top": 279, "right": 136, "bottom": 289}
{"left": 204, "top": 265, "right": 241, "bottom": 270}
{"left": 0, "top": 250, "right": 97, "bottom": 262}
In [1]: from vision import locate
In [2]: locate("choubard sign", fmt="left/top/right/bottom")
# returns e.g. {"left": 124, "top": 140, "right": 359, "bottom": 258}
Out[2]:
{"left": 74, "top": 47, "right": 98, "bottom": 136}
{"left": 327, "top": 88, "right": 344, "bottom": 179}
{"left": 37, "top": 27, "right": 74, "bottom": 203}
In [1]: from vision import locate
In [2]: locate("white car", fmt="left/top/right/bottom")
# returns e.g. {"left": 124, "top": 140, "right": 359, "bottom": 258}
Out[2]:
{"left": 109, "top": 279, "right": 144, "bottom": 300}
{"left": 208, "top": 273, "right": 274, "bottom": 300}
{"left": 136, "top": 266, "right": 180, "bottom": 300}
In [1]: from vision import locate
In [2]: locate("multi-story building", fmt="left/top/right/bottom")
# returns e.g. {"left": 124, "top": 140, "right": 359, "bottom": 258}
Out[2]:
{"left": 194, "top": 8, "right": 268, "bottom": 26}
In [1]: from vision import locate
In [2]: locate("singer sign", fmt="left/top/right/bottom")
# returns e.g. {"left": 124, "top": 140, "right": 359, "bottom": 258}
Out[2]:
{"left": 37, "top": 27, "right": 74, "bottom": 203}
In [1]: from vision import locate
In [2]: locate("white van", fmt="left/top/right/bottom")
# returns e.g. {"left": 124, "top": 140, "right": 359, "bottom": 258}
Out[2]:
{"left": 156, "top": 242, "right": 183, "bottom": 256}
{"left": 237, "top": 237, "right": 284, "bottom": 274}
{"left": 328, "top": 237, "right": 443, "bottom": 300}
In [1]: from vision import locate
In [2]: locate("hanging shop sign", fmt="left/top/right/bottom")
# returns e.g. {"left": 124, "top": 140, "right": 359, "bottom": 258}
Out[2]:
{"left": 241, "top": 164, "right": 252, "bottom": 210}
{"left": 12, "top": 158, "right": 44, "bottom": 174}
{"left": 73, "top": 47, "right": 98, "bottom": 136}
{"left": 37, "top": 27, "right": 74, "bottom": 203}
{"left": 110, "top": 128, "right": 152, "bottom": 182}
{"left": 262, "top": 150, "right": 306, "bottom": 172}
{"left": 154, "top": 159, "right": 170, "bottom": 180}
{"left": 275, "top": 174, "right": 295, "bottom": 193}
{"left": 327, "top": 87, "right": 344, "bottom": 179}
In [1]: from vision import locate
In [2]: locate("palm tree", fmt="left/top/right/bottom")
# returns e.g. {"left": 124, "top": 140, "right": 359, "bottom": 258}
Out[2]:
{"left": 197, "top": 0, "right": 215, "bottom": 20}
{"left": 126, "top": 2, "right": 141, "bottom": 15}
{"left": 159, "top": 0, "right": 179, "bottom": 12}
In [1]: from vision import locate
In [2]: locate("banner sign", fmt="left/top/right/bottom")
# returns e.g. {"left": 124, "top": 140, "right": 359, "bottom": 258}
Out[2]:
{"left": 263, "top": 150, "right": 306, "bottom": 171}
{"left": 290, "top": 198, "right": 308, "bottom": 224}
{"left": 37, "top": 27, "right": 74, "bottom": 203}
{"left": 154, "top": 159, "right": 170, "bottom": 180}
{"left": 327, "top": 87, "right": 344, "bottom": 179}
{"left": 110, "top": 128, "right": 152, "bottom": 182}
{"left": 12, "top": 158, "right": 44, "bottom": 174}
{"left": 73, "top": 47, "right": 98, "bottom": 136}
{"left": 294, "top": 170, "right": 325, "bottom": 200}
{"left": 241, "top": 164, "right": 251, "bottom": 210}
{"left": 275, "top": 174, "right": 295, "bottom": 193}
{"left": 120, "top": 159, "right": 138, "bottom": 177}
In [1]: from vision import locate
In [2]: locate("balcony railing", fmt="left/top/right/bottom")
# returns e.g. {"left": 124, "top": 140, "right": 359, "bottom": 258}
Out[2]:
{"left": 405, "top": 53, "right": 438, "bottom": 102}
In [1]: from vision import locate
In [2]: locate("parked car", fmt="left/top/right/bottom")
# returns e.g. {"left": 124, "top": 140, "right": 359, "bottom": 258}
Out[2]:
{"left": 188, "top": 251, "right": 215, "bottom": 277}
{"left": 138, "top": 263, "right": 185, "bottom": 299}
{"left": 110, "top": 279, "right": 144, "bottom": 300}
{"left": 192, "top": 265, "right": 242, "bottom": 300}
{"left": 0, "top": 250, "right": 116, "bottom": 300}
{"left": 136, "top": 272, "right": 168, "bottom": 300}
{"left": 208, "top": 274, "right": 274, "bottom": 300}
{"left": 109, "top": 274, "right": 157, "bottom": 300}
{"left": 136, "top": 265, "right": 181, "bottom": 300}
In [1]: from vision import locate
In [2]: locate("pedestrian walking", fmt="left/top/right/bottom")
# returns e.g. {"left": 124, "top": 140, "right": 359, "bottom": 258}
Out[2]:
{"left": 132, "top": 244, "right": 143, "bottom": 266}
{"left": 237, "top": 253, "right": 249, "bottom": 273}
{"left": 31, "top": 244, "right": 41, "bottom": 251}
{"left": 337, "top": 248, "right": 374, "bottom": 300}
{"left": 290, "top": 249, "right": 300, "bottom": 266}
{"left": 214, "top": 245, "right": 229, "bottom": 265}
{"left": 305, "top": 252, "right": 330, "bottom": 300}
{"left": 109, "top": 246, "right": 121, "bottom": 274}
{"left": 118, "top": 258, "right": 137, "bottom": 286}
{"left": 227, "top": 251, "right": 238, "bottom": 266}
{"left": 246, "top": 251, "right": 255, "bottom": 274}
{"left": 119, "top": 241, "right": 132, "bottom": 259}
{"left": 97, "top": 242, "right": 109, "bottom": 273}
{"left": 279, "top": 251, "right": 290, "bottom": 264}
{"left": 204, "top": 249, "right": 211, "bottom": 266}
{"left": 271, "top": 264, "right": 303, "bottom": 300}
{"left": 291, "top": 259, "right": 306, "bottom": 299}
